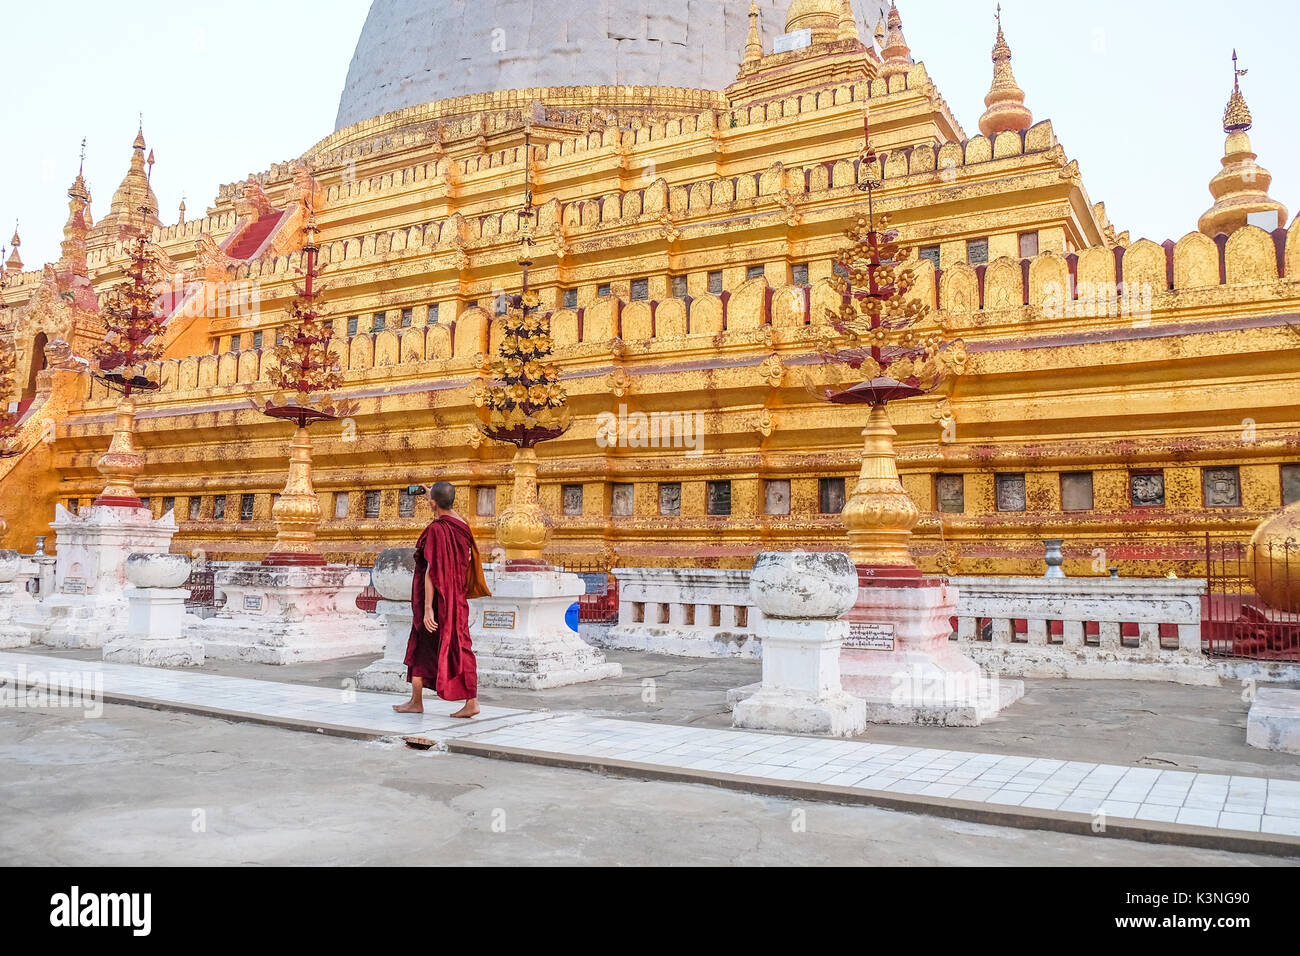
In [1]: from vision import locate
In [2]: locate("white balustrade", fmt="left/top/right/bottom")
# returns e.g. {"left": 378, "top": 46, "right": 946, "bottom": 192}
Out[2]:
{"left": 601, "top": 568, "right": 765, "bottom": 658}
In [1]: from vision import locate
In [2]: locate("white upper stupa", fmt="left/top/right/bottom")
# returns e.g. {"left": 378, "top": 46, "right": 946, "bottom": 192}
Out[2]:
{"left": 334, "top": 0, "right": 891, "bottom": 131}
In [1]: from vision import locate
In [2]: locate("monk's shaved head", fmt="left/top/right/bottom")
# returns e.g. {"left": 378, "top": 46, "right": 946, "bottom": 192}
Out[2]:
{"left": 430, "top": 481, "right": 456, "bottom": 510}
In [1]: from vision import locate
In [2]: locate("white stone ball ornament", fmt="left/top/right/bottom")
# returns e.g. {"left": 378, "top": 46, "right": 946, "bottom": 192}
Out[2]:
{"left": 372, "top": 547, "right": 417, "bottom": 601}
{"left": 749, "top": 550, "right": 859, "bottom": 619}
{"left": 125, "top": 552, "right": 192, "bottom": 589}
{"left": 0, "top": 549, "right": 19, "bottom": 584}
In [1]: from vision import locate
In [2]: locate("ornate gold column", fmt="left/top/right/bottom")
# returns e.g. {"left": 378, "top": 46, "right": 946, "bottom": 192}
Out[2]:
{"left": 264, "top": 425, "right": 325, "bottom": 566}
{"left": 841, "top": 404, "right": 920, "bottom": 570}
{"left": 496, "top": 447, "right": 549, "bottom": 563}
{"left": 93, "top": 397, "right": 145, "bottom": 507}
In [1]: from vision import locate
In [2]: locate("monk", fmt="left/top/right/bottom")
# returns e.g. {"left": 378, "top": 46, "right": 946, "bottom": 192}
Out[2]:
{"left": 394, "top": 481, "right": 490, "bottom": 718}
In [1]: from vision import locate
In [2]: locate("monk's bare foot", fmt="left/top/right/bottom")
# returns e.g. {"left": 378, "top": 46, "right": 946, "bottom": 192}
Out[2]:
{"left": 392, "top": 701, "right": 423, "bottom": 714}
{"left": 450, "top": 701, "right": 480, "bottom": 719}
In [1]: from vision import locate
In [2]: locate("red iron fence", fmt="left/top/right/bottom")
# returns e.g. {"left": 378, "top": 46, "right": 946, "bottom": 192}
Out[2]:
{"left": 561, "top": 560, "right": 619, "bottom": 625}
{"left": 1204, "top": 535, "right": 1300, "bottom": 660}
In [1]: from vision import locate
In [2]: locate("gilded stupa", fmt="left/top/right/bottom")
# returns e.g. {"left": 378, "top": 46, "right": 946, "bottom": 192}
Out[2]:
{"left": 978, "top": 5, "right": 1033, "bottom": 138}
{"left": 1198, "top": 51, "right": 1288, "bottom": 237}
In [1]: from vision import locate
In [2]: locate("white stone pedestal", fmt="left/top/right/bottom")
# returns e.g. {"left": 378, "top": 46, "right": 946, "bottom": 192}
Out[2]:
{"left": 733, "top": 618, "right": 866, "bottom": 736}
{"left": 357, "top": 598, "right": 415, "bottom": 692}
{"left": 196, "top": 564, "right": 383, "bottom": 664}
{"left": 104, "top": 586, "right": 205, "bottom": 666}
{"left": 472, "top": 567, "right": 622, "bottom": 689}
{"left": 839, "top": 582, "right": 1023, "bottom": 726}
{"left": 22, "top": 504, "right": 177, "bottom": 648}
{"left": 1247, "top": 688, "right": 1300, "bottom": 755}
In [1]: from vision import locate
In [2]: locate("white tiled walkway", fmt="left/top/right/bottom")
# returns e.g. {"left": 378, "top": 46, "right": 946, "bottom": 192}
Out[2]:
{"left": 4, "top": 651, "right": 1299, "bottom": 842}
{"left": 462, "top": 714, "right": 1300, "bottom": 838}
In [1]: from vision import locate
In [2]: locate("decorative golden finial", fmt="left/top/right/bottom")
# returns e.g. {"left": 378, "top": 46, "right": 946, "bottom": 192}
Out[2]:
{"left": 744, "top": 1, "right": 764, "bottom": 64}
{"left": 1223, "top": 49, "right": 1253, "bottom": 132}
{"left": 1199, "top": 51, "right": 1287, "bottom": 236}
{"left": 178, "top": 197, "right": 186, "bottom": 225}
{"left": 978, "top": 3, "right": 1034, "bottom": 137}
{"left": 877, "top": 2, "right": 912, "bottom": 78}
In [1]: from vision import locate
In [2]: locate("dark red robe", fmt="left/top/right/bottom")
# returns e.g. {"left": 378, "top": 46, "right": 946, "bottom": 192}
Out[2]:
{"left": 405, "top": 514, "right": 485, "bottom": 701}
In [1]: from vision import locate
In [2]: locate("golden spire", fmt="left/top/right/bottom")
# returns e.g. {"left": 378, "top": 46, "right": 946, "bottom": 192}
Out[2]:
{"left": 1199, "top": 51, "right": 1288, "bottom": 237}
{"left": 4, "top": 224, "right": 20, "bottom": 272}
{"left": 61, "top": 147, "right": 92, "bottom": 275}
{"left": 99, "top": 124, "right": 161, "bottom": 238}
{"left": 877, "top": 2, "right": 912, "bottom": 78}
{"left": 178, "top": 197, "right": 186, "bottom": 225}
{"left": 978, "top": 3, "right": 1034, "bottom": 138}
{"left": 837, "top": 0, "right": 859, "bottom": 42}
{"left": 744, "top": 2, "right": 763, "bottom": 64}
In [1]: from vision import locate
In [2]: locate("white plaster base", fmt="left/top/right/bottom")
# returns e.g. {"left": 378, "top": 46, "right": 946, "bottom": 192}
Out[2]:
{"left": 471, "top": 569, "right": 622, "bottom": 689}
{"left": 733, "top": 687, "right": 866, "bottom": 736}
{"left": 196, "top": 564, "right": 383, "bottom": 665}
{"left": 104, "top": 636, "right": 207, "bottom": 667}
{"left": 1246, "top": 688, "right": 1300, "bottom": 755}
{"left": 964, "top": 643, "right": 1220, "bottom": 686}
{"left": 597, "top": 624, "right": 760, "bottom": 659}
{"left": 839, "top": 582, "right": 1023, "bottom": 727}
{"left": 21, "top": 596, "right": 129, "bottom": 649}
{"left": 0, "top": 580, "right": 34, "bottom": 648}
{"left": 357, "top": 599, "right": 416, "bottom": 692}
{"left": 102, "top": 586, "right": 204, "bottom": 667}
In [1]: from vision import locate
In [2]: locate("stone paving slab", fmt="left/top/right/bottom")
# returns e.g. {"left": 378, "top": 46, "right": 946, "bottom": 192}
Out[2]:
{"left": 4, "top": 651, "right": 1298, "bottom": 855}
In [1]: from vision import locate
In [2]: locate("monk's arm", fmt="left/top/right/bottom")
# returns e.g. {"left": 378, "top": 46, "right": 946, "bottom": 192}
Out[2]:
{"left": 423, "top": 566, "right": 438, "bottom": 631}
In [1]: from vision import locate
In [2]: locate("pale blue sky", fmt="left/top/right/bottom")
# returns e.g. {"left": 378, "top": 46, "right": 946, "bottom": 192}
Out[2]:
{"left": 2, "top": 0, "right": 1296, "bottom": 267}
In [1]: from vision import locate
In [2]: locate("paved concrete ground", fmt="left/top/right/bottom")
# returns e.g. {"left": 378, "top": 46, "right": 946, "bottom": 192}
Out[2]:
{"left": 0, "top": 703, "right": 1288, "bottom": 866}
{"left": 20, "top": 645, "right": 1300, "bottom": 780}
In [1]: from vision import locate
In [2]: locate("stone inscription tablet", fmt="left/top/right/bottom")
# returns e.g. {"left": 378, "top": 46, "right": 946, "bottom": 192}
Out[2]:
{"left": 844, "top": 622, "right": 895, "bottom": 651}
{"left": 483, "top": 609, "right": 516, "bottom": 629}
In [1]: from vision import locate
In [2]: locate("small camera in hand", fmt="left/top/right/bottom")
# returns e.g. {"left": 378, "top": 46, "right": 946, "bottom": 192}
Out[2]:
{"left": 406, "top": 484, "right": 427, "bottom": 497}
